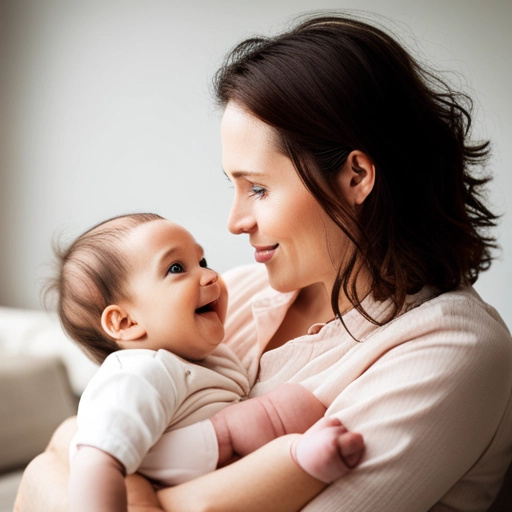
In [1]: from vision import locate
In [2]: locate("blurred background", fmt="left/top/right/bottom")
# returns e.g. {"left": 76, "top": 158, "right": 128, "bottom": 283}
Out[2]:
{"left": 0, "top": 0, "right": 511, "bottom": 328}
{"left": 0, "top": 1, "right": 511, "bottom": 509}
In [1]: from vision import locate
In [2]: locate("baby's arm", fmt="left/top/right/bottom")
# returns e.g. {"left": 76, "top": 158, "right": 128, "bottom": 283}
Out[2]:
{"left": 210, "top": 382, "right": 365, "bottom": 482}
{"left": 211, "top": 383, "right": 326, "bottom": 464}
{"left": 69, "top": 446, "right": 127, "bottom": 512}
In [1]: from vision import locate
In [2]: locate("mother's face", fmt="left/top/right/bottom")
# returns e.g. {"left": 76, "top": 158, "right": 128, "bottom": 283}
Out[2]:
{"left": 221, "top": 102, "right": 348, "bottom": 293}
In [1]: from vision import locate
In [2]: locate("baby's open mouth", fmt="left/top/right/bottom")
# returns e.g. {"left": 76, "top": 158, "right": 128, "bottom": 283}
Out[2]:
{"left": 195, "top": 300, "right": 217, "bottom": 315}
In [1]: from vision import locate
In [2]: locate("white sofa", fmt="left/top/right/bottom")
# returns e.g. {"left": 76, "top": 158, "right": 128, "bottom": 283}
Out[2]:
{"left": 0, "top": 306, "right": 98, "bottom": 511}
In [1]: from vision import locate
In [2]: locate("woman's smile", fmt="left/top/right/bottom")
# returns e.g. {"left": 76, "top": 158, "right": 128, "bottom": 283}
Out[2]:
{"left": 253, "top": 244, "right": 279, "bottom": 263}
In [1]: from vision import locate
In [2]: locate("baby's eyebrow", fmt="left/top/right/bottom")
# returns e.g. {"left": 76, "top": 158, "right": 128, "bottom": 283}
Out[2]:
{"left": 157, "top": 247, "right": 179, "bottom": 269}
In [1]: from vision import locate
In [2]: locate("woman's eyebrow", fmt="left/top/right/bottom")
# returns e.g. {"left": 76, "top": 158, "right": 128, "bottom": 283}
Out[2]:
{"left": 223, "top": 169, "right": 264, "bottom": 179}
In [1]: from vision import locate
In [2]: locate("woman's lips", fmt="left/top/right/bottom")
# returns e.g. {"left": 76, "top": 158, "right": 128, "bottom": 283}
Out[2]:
{"left": 254, "top": 244, "right": 279, "bottom": 263}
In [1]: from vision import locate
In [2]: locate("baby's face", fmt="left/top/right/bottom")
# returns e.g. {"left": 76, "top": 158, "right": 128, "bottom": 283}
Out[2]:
{"left": 121, "top": 219, "right": 227, "bottom": 360}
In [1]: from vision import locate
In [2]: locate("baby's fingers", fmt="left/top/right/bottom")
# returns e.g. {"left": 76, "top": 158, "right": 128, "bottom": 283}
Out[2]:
{"left": 304, "top": 416, "right": 345, "bottom": 436}
{"left": 291, "top": 420, "right": 364, "bottom": 483}
{"left": 338, "top": 432, "right": 365, "bottom": 468}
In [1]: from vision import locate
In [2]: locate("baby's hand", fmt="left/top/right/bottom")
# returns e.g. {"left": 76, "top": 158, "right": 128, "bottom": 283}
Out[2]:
{"left": 290, "top": 417, "right": 365, "bottom": 483}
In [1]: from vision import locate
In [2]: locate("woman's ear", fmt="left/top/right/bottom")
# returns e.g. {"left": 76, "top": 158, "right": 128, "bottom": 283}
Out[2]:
{"left": 101, "top": 305, "right": 146, "bottom": 341}
{"left": 337, "top": 150, "right": 375, "bottom": 207}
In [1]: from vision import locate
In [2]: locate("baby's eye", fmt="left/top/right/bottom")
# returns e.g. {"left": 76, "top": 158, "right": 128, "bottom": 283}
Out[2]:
{"left": 168, "top": 263, "right": 184, "bottom": 274}
{"left": 199, "top": 258, "right": 208, "bottom": 268}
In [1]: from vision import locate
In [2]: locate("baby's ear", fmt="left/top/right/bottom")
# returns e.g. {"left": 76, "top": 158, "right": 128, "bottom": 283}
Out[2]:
{"left": 101, "top": 305, "right": 146, "bottom": 341}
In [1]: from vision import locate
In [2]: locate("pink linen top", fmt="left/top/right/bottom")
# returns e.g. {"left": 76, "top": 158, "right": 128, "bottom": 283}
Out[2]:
{"left": 222, "top": 264, "right": 512, "bottom": 512}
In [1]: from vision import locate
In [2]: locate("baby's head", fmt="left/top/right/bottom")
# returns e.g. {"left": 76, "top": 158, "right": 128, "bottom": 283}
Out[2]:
{"left": 51, "top": 213, "right": 227, "bottom": 365}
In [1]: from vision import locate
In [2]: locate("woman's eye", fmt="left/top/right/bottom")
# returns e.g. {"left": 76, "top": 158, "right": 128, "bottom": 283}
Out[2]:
{"left": 199, "top": 258, "right": 208, "bottom": 268}
{"left": 250, "top": 185, "right": 266, "bottom": 198}
{"left": 168, "top": 263, "right": 184, "bottom": 274}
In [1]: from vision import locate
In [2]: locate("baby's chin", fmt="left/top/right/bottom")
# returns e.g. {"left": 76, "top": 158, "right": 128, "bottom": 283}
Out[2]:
{"left": 188, "top": 329, "right": 226, "bottom": 361}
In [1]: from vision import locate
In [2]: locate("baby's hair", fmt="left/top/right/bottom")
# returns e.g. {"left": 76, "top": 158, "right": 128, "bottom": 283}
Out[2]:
{"left": 47, "top": 212, "right": 164, "bottom": 364}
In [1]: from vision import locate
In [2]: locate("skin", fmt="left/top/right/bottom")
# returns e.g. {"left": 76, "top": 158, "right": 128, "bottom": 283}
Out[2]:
{"left": 223, "top": 103, "right": 348, "bottom": 298}
{"left": 102, "top": 220, "right": 228, "bottom": 360}
{"left": 14, "top": 102, "right": 374, "bottom": 512}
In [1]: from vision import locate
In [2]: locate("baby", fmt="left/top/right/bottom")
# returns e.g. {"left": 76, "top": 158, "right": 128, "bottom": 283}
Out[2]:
{"left": 50, "top": 213, "right": 364, "bottom": 512}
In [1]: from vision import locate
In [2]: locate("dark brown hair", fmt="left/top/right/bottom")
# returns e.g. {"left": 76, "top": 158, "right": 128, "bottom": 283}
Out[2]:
{"left": 214, "top": 13, "right": 498, "bottom": 325}
{"left": 47, "top": 212, "right": 163, "bottom": 364}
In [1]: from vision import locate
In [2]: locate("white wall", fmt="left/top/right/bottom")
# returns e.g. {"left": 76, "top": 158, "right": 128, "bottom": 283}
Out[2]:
{"left": 1, "top": 0, "right": 510, "bottom": 328}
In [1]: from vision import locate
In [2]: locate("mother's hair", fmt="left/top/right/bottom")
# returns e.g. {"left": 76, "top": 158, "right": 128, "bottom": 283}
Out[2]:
{"left": 213, "top": 13, "right": 498, "bottom": 325}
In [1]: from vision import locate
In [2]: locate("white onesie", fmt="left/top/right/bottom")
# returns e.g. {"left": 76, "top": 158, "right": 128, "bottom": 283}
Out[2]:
{"left": 70, "top": 344, "right": 251, "bottom": 486}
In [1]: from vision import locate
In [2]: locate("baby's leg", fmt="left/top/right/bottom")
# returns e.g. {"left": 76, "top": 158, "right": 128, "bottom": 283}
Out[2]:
{"left": 211, "top": 383, "right": 326, "bottom": 466}
{"left": 291, "top": 417, "right": 365, "bottom": 483}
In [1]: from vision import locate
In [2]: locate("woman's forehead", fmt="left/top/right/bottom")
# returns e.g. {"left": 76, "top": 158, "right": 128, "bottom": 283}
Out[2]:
{"left": 221, "top": 103, "right": 282, "bottom": 173}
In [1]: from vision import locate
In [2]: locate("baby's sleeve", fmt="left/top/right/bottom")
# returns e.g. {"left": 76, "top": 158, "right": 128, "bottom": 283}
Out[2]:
{"left": 70, "top": 350, "right": 186, "bottom": 474}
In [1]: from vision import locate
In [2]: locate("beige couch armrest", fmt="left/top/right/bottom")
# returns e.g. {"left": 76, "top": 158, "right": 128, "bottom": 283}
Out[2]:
{"left": 0, "top": 306, "right": 97, "bottom": 395}
{"left": 0, "top": 355, "right": 78, "bottom": 472}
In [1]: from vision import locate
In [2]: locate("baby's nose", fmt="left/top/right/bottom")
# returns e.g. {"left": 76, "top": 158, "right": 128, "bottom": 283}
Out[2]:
{"left": 200, "top": 267, "right": 218, "bottom": 286}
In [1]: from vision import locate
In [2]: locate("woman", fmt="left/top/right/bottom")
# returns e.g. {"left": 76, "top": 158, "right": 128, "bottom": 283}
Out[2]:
{"left": 15, "top": 13, "right": 512, "bottom": 512}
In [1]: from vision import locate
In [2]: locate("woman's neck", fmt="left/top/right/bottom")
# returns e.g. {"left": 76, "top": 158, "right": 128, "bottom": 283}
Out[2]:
{"left": 293, "top": 282, "right": 334, "bottom": 323}
{"left": 263, "top": 273, "right": 373, "bottom": 353}
{"left": 263, "top": 282, "right": 333, "bottom": 353}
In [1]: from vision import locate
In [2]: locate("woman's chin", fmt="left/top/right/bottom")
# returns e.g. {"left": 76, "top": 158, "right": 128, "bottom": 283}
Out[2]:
{"left": 266, "top": 272, "right": 300, "bottom": 293}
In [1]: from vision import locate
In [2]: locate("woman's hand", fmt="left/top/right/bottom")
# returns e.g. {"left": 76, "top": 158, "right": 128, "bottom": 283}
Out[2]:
{"left": 126, "top": 474, "right": 163, "bottom": 512}
{"left": 14, "top": 416, "right": 164, "bottom": 512}
{"left": 156, "top": 434, "right": 328, "bottom": 512}
{"left": 14, "top": 417, "right": 77, "bottom": 512}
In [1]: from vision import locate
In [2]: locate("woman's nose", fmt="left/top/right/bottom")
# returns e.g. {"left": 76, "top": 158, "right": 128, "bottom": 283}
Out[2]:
{"left": 227, "top": 198, "right": 254, "bottom": 235}
{"left": 200, "top": 267, "right": 218, "bottom": 286}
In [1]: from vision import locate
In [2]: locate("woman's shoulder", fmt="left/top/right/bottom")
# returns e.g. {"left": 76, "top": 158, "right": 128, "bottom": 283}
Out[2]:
{"left": 318, "top": 287, "right": 512, "bottom": 512}
{"left": 348, "top": 284, "right": 510, "bottom": 351}
{"left": 373, "top": 285, "right": 512, "bottom": 366}
{"left": 352, "top": 285, "right": 512, "bottom": 372}
{"left": 411, "top": 286, "right": 510, "bottom": 339}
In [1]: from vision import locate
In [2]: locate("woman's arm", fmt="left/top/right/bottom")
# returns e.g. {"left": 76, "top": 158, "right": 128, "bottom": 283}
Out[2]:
{"left": 157, "top": 435, "right": 327, "bottom": 512}
{"left": 157, "top": 417, "right": 364, "bottom": 512}
{"left": 14, "top": 417, "right": 75, "bottom": 512}
{"left": 14, "top": 417, "right": 163, "bottom": 512}
{"left": 14, "top": 417, "right": 362, "bottom": 512}
{"left": 13, "top": 428, "right": 320, "bottom": 512}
